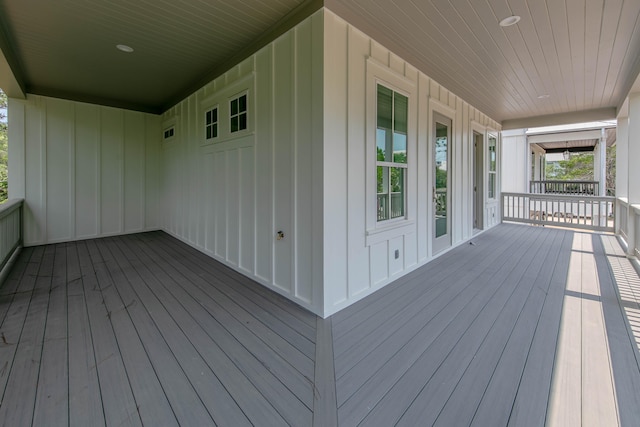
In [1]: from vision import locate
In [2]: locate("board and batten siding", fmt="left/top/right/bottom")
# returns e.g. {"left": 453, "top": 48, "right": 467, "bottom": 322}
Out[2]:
{"left": 160, "top": 11, "right": 324, "bottom": 315}
{"left": 322, "top": 10, "right": 501, "bottom": 316}
{"left": 8, "top": 95, "right": 161, "bottom": 246}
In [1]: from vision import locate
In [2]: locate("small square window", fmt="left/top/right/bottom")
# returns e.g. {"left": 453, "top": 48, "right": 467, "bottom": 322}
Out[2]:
{"left": 163, "top": 127, "right": 175, "bottom": 140}
{"left": 230, "top": 94, "right": 247, "bottom": 133}
{"left": 205, "top": 107, "right": 218, "bottom": 140}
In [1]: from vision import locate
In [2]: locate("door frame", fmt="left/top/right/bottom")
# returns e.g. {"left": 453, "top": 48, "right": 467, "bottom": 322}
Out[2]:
{"left": 472, "top": 130, "right": 484, "bottom": 231}
{"left": 429, "top": 98, "right": 456, "bottom": 255}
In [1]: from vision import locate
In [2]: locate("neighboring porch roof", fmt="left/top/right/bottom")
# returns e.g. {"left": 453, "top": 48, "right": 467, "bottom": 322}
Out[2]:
{"left": 528, "top": 125, "right": 617, "bottom": 154}
{"left": 1, "top": 0, "right": 640, "bottom": 126}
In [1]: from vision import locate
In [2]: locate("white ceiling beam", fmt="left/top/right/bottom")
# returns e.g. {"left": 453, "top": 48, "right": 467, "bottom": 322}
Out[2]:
{"left": 528, "top": 130, "right": 603, "bottom": 144}
{"left": 502, "top": 108, "right": 616, "bottom": 130}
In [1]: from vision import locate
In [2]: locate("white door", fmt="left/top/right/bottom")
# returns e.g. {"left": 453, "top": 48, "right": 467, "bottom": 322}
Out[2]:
{"left": 433, "top": 112, "right": 452, "bottom": 254}
{"left": 473, "top": 131, "right": 484, "bottom": 231}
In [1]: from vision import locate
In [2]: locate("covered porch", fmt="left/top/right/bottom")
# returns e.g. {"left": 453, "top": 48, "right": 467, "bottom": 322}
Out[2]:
{"left": 1, "top": 223, "right": 639, "bottom": 426}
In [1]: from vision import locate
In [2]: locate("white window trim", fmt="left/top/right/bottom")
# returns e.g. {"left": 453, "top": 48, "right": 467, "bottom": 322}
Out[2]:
{"left": 365, "top": 57, "right": 417, "bottom": 242}
{"left": 200, "top": 72, "right": 255, "bottom": 145}
{"left": 204, "top": 105, "right": 220, "bottom": 142}
{"left": 487, "top": 130, "right": 499, "bottom": 200}
{"left": 470, "top": 120, "right": 488, "bottom": 225}
{"left": 427, "top": 97, "right": 456, "bottom": 243}
{"left": 229, "top": 91, "right": 249, "bottom": 135}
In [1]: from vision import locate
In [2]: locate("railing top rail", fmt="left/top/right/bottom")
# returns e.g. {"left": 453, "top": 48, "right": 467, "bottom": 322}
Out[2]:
{"left": 502, "top": 192, "right": 614, "bottom": 202}
{"left": 0, "top": 199, "right": 24, "bottom": 221}
{"left": 529, "top": 180, "right": 599, "bottom": 184}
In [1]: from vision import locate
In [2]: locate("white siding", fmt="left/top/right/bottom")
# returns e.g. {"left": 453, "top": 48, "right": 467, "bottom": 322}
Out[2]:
{"left": 501, "top": 129, "right": 529, "bottom": 193}
{"left": 322, "top": 10, "right": 501, "bottom": 316}
{"left": 8, "top": 95, "right": 161, "bottom": 246}
{"left": 160, "top": 11, "right": 324, "bottom": 315}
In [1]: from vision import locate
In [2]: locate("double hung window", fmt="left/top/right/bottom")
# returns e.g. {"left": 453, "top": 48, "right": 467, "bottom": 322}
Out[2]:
{"left": 376, "top": 84, "right": 408, "bottom": 222}
{"left": 488, "top": 134, "right": 497, "bottom": 199}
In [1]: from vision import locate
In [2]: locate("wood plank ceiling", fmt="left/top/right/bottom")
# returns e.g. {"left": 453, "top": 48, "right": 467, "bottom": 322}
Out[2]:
{"left": 326, "top": 0, "right": 640, "bottom": 126}
{"left": 0, "top": 0, "right": 317, "bottom": 112}
{"left": 1, "top": 0, "right": 640, "bottom": 126}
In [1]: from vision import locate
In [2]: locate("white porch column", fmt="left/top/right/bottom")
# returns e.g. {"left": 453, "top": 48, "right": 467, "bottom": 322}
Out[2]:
{"left": 501, "top": 129, "right": 528, "bottom": 193}
{"left": 616, "top": 115, "right": 628, "bottom": 235}
{"left": 626, "top": 92, "right": 640, "bottom": 256}
{"left": 598, "top": 128, "right": 606, "bottom": 196}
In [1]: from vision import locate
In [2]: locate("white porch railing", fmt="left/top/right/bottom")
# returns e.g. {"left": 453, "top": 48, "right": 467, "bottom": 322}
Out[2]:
{"left": 502, "top": 192, "right": 615, "bottom": 232}
{"left": 617, "top": 198, "right": 640, "bottom": 258}
{"left": 0, "top": 199, "right": 23, "bottom": 282}
{"left": 530, "top": 180, "right": 599, "bottom": 195}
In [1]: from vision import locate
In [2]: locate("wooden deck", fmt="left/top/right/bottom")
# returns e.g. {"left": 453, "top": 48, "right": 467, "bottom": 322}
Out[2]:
{"left": 0, "top": 224, "right": 639, "bottom": 426}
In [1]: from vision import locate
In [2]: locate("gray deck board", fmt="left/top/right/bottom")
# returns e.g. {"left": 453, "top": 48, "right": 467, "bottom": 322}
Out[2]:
{"left": 350, "top": 227, "right": 556, "bottom": 426}
{"left": 335, "top": 225, "right": 546, "bottom": 418}
{"left": 332, "top": 224, "right": 521, "bottom": 357}
{"left": 107, "top": 236, "right": 253, "bottom": 426}
{"left": 313, "top": 316, "right": 338, "bottom": 427}
{"left": 32, "top": 244, "right": 69, "bottom": 426}
{"left": 507, "top": 229, "right": 574, "bottom": 427}
{"left": 400, "top": 229, "right": 568, "bottom": 427}
{"left": 66, "top": 242, "right": 105, "bottom": 427}
{"left": 111, "top": 236, "right": 286, "bottom": 426}
{"left": 0, "top": 245, "right": 52, "bottom": 426}
{"left": 594, "top": 234, "right": 640, "bottom": 426}
{"left": 77, "top": 241, "right": 142, "bottom": 427}
{"left": 93, "top": 238, "right": 213, "bottom": 426}
{"left": 129, "top": 234, "right": 315, "bottom": 381}
{"left": 0, "top": 246, "right": 34, "bottom": 394}
{"left": 148, "top": 232, "right": 319, "bottom": 329}
{"left": 333, "top": 225, "right": 525, "bottom": 379}
{"left": 1, "top": 224, "right": 639, "bottom": 426}
{"left": 331, "top": 224, "right": 519, "bottom": 343}
{"left": 119, "top": 235, "right": 313, "bottom": 426}
{"left": 465, "top": 230, "right": 569, "bottom": 427}
{"left": 147, "top": 232, "right": 317, "bottom": 349}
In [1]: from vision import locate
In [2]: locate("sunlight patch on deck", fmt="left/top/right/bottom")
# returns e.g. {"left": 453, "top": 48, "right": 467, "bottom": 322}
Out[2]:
{"left": 601, "top": 235, "right": 640, "bottom": 353}
{"left": 547, "top": 233, "right": 619, "bottom": 427}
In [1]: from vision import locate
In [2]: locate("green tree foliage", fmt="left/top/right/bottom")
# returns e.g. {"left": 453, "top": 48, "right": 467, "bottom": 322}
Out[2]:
{"left": 436, "top": 168, "right": 447, "bottom": 188}
{"left": 0, "top": 90, "right": 7, "bottom": 203}
{"left": 377, "top": 147, "right": 406, "bottom": 193}
{"left": 545, "top": 152, "right": 594, "bottom": 181}
{"left": 606, "top": 145, "right": 616, "bottom": 196}
{"left": 544, "top": 145, "right": 616, "bottom": 196}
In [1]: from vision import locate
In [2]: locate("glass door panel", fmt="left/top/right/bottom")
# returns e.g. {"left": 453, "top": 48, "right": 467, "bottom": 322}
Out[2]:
{"left": 433, "top": 113, "right": 452, "bottom": 253}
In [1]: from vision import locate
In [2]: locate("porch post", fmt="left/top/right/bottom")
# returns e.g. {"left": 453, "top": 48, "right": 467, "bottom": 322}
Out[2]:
{"left": 626, "top": 92, "right": 640, "bottom": 257}
{"left": 598, "top": 128, "right": 606, "bottom": 196}
{"left": 616, "top": 115, "right": 628, "bottom": 235}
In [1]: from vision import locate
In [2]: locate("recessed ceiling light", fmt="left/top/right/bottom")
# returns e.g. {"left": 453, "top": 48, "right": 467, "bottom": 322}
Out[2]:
{"left": 499, "top": 15, "right": 521, "bottom": 27}
{"left": 537, "top": 94, "right": 550, "bottom": 99}
{"left": 116, "top": 44, "right": 134, "bottom": 53}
